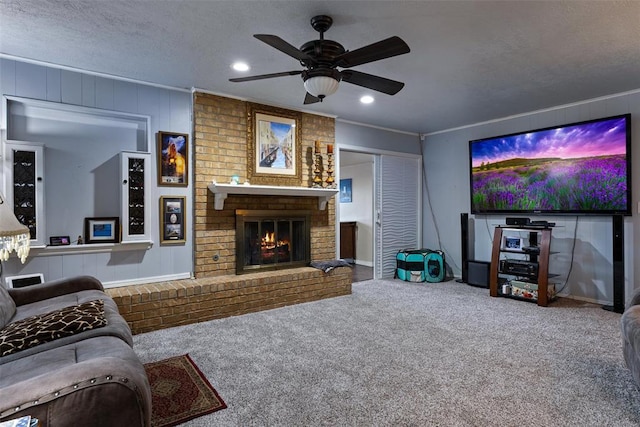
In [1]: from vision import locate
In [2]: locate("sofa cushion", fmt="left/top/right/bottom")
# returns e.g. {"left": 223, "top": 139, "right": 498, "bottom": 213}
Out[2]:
{"left": 1, "top": 290, "right": 133, "bottom": 365}
{"left": 0, "top": 300, "right": 107, "bottom": 357}
{"left": 0, "top": 286, "right": 16, "bottom": 330}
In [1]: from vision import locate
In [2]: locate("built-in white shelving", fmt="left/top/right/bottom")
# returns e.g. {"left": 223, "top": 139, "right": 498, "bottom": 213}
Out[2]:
{"left": 30, "top": 241, "right": 154, "bottom": 256}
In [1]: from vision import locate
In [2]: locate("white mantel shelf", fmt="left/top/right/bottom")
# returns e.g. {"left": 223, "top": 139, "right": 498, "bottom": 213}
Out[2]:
{"left": 208, "top": 183, "right": 338, "bottom": 210}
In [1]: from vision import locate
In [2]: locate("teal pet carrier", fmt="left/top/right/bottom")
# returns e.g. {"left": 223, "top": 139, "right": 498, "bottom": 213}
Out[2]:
{"left": 424, "top": 250, "right": 445, "bottom": 283}
{"left": 395, "top": 249, "right": 430, "bottom": 282}
{"left": 395, "top": 249, "right": 446, "bottom": 283}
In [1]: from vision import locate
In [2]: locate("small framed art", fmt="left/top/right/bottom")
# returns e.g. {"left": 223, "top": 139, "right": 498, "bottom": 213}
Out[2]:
{"left": 340, "top": 178, "right": 352, "bottom": 203}
{"left": 160, "top": 196, "right": 186, "bottom": 245}
{"left": 157, "top": 131, "right": 188, "bottom": 186}
{"left": 84, "top": 217, "right": 120, "bottom": 244}
{"left": 49, "top": 236, "right": 71, "bottom": 246}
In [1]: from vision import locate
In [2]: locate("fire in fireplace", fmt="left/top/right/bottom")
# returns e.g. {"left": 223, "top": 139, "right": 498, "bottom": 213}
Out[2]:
{"left": 235, "top": 210, "right": 311, "bottom": 274}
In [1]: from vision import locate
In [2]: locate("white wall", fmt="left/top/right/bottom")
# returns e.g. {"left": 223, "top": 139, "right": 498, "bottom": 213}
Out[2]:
{"left": 422, "top": 90, "right": 640, "bottom": 305}
{"left": 0, "top": 58, "right": 193, "bottom": 287}
{"left": 339, "top": 161, "right": 374, "bottom": 266}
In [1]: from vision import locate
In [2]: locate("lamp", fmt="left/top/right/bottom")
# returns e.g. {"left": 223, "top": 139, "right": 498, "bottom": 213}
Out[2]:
{"left": 304, "top": 76, "right": 340, "bottom": 99}
{"left": 0, "top": 193, "right": 30, "bottom": 263}
{"left": 302, "top": 69, "right": 341, "bottom": 101}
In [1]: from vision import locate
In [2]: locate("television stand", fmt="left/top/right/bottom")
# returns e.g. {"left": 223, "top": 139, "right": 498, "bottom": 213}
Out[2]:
{"left": 489, "top": 226, "right": 556, "bottom": 307}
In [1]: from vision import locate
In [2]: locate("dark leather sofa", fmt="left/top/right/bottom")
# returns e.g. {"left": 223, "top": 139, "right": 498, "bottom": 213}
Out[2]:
{"left": 622, "top": 287, "right": 640, "bottom": 388}
{"left": 0, "top": 276, "right": 151, "bottom": 426}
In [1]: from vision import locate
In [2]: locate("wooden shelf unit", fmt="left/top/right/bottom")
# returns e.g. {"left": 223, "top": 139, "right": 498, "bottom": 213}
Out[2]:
{"left": 489, "top": 226, "right": 553, "bottom": 307}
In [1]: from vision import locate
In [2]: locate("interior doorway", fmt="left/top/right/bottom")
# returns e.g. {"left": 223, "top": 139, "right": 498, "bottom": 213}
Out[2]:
{"left": 337, "top": 147, "right": 422, "bottom": 281}
{"left": 338, "top": 151, "right": 375, "bottom": 282}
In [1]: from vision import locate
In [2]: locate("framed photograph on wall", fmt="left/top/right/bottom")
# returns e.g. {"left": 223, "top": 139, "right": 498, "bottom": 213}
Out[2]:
{"left": 84, "top": 217, "right": 120, "bottom": 244}
{"left": 157, "top": 131, "right": 188, "bottom": 186}
{"left": 340, "top": 178, "right": 352, "bottom": 203}
{"left": 246, "top": 103, "right": 301, "bottom": 186}
{"left": 160, "top": 196, "right": 186, "bottom": 245}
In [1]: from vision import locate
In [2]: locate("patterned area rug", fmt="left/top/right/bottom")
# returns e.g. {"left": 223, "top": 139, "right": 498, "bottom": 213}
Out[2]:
{"left": 144, "top": 354, "right": 227, "bottom": 427}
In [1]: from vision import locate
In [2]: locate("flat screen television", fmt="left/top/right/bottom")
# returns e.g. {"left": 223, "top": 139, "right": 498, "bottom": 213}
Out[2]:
{"left": 469, "top": 114, "right": 631, "bottom": 216}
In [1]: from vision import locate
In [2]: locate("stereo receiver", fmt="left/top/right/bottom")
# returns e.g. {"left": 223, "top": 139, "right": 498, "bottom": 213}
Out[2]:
{"left": 499, "top": 259, "right": 539, "bottom": 279}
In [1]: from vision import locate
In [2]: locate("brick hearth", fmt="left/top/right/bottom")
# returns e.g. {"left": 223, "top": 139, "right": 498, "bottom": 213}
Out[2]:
{"left": 108, "top": 266, "right": 352, "bottom": 334}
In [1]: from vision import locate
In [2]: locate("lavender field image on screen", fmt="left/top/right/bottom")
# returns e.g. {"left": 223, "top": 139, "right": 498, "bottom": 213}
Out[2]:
{"left": 470, "top": 115, "right": 630, "bottom": 214}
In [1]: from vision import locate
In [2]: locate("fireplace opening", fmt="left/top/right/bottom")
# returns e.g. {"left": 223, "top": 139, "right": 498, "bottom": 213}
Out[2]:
{"left": 236, "top": 210, "right": 311, "bottom": 274}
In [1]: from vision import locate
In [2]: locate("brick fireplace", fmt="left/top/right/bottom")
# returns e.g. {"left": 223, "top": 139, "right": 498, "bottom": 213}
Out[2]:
{"left": 192, "top": 93, "right": 340, "bottom": 276}
{"left": 190, "top": 93, "right": 351, "bottom": 317}
{"left": 108, "top": 93, "right": 351, "bottom": 335}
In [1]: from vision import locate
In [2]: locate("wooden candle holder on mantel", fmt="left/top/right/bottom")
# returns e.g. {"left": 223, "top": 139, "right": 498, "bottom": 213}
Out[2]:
{"left": 312, "top": 140, "right": 324, "bottom": 188}
{"left": 325, "top": 143, "right": 335, "bottom": 188}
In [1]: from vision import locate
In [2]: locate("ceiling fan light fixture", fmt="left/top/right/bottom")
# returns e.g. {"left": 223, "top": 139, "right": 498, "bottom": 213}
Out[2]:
{"left": 303, "top": 76, "right": 340, "bottom": 99}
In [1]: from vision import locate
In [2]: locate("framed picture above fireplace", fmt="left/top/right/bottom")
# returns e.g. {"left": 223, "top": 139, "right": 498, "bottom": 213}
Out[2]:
{"left": 159, "top": 196, "right": 186, "bottom": 245}
{"left": 246, "top": 103, "right": 302, "bottom": 186}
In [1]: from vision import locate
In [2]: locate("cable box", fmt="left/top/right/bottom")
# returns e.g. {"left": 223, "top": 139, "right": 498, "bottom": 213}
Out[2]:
{"left": 505, "top": 217, "right": 530, "bottom": 226}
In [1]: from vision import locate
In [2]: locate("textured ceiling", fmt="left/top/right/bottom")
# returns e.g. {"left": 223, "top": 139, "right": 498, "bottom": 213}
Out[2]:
{"left": 1, "top": 1, "right": 639, "bottom": 134}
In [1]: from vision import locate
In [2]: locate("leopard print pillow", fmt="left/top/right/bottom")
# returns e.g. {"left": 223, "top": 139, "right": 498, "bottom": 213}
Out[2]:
{"left": 0, "top": 299, "right": 107, "bottom": 357}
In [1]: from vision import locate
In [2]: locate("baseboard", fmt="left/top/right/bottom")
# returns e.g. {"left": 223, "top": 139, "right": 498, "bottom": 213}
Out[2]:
{"left": 555, "top": 293, "right": 610, "bottom": 306}
{"left": 103, "top": 272, "right": 193, "bottom": 288}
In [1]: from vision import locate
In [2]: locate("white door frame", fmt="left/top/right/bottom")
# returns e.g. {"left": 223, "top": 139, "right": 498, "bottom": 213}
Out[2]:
{"left": 336, "top": 144, "right": 422, "bottom": 279}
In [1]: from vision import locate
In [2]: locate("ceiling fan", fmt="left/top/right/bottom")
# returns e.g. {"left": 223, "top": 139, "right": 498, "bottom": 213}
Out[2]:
{"left": 229, "top": 15, "right": 410, "bottom": 104}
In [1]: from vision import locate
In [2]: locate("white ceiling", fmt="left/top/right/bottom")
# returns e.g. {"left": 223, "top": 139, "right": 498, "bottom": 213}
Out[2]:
{"left": 1, "top": 1, "right": 639, "bottom": 134}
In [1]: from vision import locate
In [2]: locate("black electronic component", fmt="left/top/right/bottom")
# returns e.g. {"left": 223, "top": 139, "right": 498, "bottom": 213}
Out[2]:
{"left": 459, "top": 213, "right": 469, "bottom": 283}
{"left": 505, "top": 217, "right": 530, "bottom": 226}
{"left": 604, "top": 214, "right": 624, "bottom": 313}
{"left": 499, "top": 259, "right": 539, "bottom": 279}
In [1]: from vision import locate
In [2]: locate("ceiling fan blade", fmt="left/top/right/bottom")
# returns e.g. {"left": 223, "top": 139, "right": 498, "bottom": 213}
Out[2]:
{"left": 229, "top": 70, "right": 302, "bottom": 82}
{"left": 254, "top": 34, "right": 312, "bottom": 61}
{"left": 304, "top": 92, "right": 321, "bottom": 104}
{"left": 335, "top": 36, "right": 410, "bottom": 68}
{"left": 340, "top": 70, "right": 405, "bottom": 95}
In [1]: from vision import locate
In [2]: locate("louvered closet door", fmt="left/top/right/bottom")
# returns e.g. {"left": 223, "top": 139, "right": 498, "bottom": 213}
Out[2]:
{"left": 375, "top": 154, "right": 422, "bottom": 278}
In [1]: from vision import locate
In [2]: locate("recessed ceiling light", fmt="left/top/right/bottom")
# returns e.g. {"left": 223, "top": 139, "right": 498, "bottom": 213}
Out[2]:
{"left": 360, "top": 95, "right": 374, "bottom": 104}
{"left": 232, "top": 62, "right": 249, "bottom": 72}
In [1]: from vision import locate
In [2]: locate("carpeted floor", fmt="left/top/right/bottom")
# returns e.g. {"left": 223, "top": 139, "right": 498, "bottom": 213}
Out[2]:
{"left": 145, "top": 354, "right": 226, "bottom": 427}
{"left": 133, "top": 279, "right": 640, "bottom": 426}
